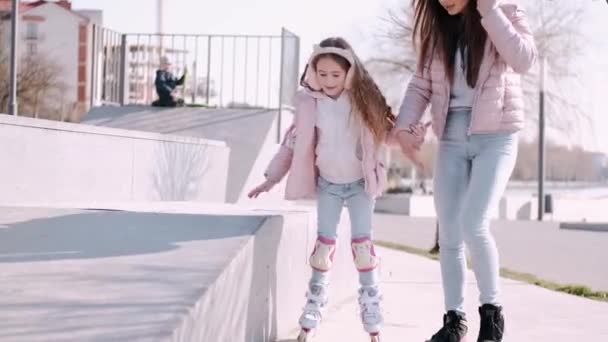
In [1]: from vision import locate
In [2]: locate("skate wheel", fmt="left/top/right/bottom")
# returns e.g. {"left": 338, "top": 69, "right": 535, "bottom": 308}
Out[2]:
{"left": 297, "top": 329, "right": 309, "bottom": 342}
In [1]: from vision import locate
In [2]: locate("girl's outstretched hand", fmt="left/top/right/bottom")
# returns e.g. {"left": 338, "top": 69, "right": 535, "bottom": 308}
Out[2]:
{"left": 247, "top": 179, "right": 276, "bottom": 199}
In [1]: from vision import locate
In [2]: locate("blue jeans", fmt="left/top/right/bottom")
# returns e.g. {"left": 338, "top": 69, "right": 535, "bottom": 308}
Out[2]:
{"left": 434, "top": 109, "right": 518, "bottom": 313}
{"left": 310, "top": 177, "right": 378, "bottom": 288}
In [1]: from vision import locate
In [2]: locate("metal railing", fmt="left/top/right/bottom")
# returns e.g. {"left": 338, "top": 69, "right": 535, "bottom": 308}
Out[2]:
{"left": 90, "top": 26, "right": 125, "bottom": 106}
{"left": 90, "top": 27, "right": 300, "bottom": 112}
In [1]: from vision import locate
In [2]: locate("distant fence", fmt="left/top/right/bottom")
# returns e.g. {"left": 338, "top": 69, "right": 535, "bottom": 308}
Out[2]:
{"left": 89, "top": 27, "right": 300, "bottom": 112}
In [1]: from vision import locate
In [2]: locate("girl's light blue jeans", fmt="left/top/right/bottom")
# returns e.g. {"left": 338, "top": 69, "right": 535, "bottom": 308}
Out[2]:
{"left": 310, "top": 177, "right": 378, "bottom": 288}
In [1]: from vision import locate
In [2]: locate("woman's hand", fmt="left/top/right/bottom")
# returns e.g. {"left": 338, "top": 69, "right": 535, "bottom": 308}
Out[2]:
{"left": 407, "top": 121, "right": 431, "bottom": 149}
{"left": 247, "top": 179, "right": 276, "bottom": 199}
{"left": 396, "top": 122, "right": 430, "bottom": 170}
{"left": 477, "top": 0, "right": 500, "bottom": 16}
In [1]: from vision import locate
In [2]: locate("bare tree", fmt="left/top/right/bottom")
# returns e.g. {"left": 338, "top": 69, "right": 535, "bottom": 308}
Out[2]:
{"left": 0, "top": 54, "right": 67, "bottom": 118}
{"left": 522, "top": 0, "right": 591, "bottom": 137}
{"left": 515, "top": 139, "right": 603, "bottom": 182}
{"left": 367, "top": 0, "right": 589, "bottom": 136}
{"left": 366, "top": 4, "right": 416, "bottom": 75}
{"left": 0, "top": 51, "right": 67, "bottom": 119}
{"left": 365, "top": 3, "right": 417, "bottom": 110}
{"left": 0, "top": 17, "right": 72, "bottom": 120}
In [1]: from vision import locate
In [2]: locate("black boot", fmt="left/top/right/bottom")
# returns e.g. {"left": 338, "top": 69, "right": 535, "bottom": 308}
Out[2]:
{"left": 427, "top": 310, "right": 468, "bottom": 342}
{"left": 477, "top": 304, "right": 504, "bottom": 342}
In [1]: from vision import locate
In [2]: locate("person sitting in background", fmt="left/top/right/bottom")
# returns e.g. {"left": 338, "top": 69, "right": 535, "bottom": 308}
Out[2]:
{"left": 152, "top": 56, "right": 186, "bottom": 107}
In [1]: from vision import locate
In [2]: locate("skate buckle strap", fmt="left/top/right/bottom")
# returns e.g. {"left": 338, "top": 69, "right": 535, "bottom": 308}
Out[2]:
{"left": 360, "top": 295, "right": 381, "bottom": 306}
{"left": 359, "top": 289, "right": 382, "bottom": 305}
{"left": 301, "top": 301, "right": 324, "bottom": 322}
{"left": 305, "top": 291, "right": 326, "bottom": 304}
{"left": 359, "top": 290, "right": 382, "bottom": 321}
{"left": 303, "top": 302, "right": 323, "bottom": 313}
{"left": 359, "top": 300, "right": 383, "bottom": 333}
{"left": 361, "top": 300, "right": 381, "bottom": 313}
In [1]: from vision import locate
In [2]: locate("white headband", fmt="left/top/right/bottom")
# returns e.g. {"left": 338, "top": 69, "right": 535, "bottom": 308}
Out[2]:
{"left": 307, "top": 45, "right": 355, "bottom": 66}
{"left": 303, "top": 45, "right": 357, "bottom": 91}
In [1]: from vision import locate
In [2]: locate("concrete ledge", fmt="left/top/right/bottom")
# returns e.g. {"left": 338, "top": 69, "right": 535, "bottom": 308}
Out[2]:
{"left": 0, "top": 114, "right": 226, "bottom": 147}
{"left": 560, "top": 222, "right": 608, "bottom": 232}
{"left": 83, "top": 106, "right": 290, "bottom": 203}
{"left": 0, "top": 205, "right": 284, "bottom": 341}
{"left": 375, "top": 194, "right": 436, "bottom": 216}
{"left": 0, "top": 202, "right": 358, "bottom": 341}
{"left": 375, "top": 194, "right": 531, "bottom": 220}
{"left": 375, "top": 193, "right": 608, "bottom": 222}
{"left": 0, "top": 115, "right": 230, "bottom": 203}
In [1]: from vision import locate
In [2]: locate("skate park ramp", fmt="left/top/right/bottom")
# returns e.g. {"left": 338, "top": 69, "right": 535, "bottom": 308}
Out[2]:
{"left": 83, "top": 106, "right": 290, "bottom": 203}
{"left": 0, "top": 203, "right": 334, "bottom": 342}
{"left": 0, "top": 115, "right": 229, "bottom": 204}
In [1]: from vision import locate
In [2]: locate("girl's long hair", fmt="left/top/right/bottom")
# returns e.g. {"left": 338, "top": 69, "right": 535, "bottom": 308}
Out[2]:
{"left": 300, "top": 37, "right": 395, "bottom": 144}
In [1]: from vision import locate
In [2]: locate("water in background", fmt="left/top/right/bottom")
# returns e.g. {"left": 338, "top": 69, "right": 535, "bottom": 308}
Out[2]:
{"left": 506, "top": 182, "right": 608, "bottom": 199}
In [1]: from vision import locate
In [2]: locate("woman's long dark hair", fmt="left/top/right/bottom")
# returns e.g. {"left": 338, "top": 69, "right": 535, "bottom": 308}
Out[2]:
{"left": 413, "top": 0, "right": 487, "bottom": 87}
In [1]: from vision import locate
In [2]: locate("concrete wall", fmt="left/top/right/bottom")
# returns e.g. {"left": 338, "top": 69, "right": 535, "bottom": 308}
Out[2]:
{"left": 0, "top": 115, "right": 229, "bottom": 204}
{"left": 0, "top": 201, "right": 359, "bottom": 341}
{"left": 375, "top": 194, "right": 539, "bottom": 220}
{"left": 84, "top": 106, "right": 282, "bottom": 204}
{"left": 517, "top": 197, "right": 608, "bottom": 222}
{"left": 239, "top": 109, "right": 294, "bottom": 204}
{"left": 375, "top": 194, "right": 436, "bottom": 217}
{"left": 180, "top": 204, "right": 361, "bottom": 341}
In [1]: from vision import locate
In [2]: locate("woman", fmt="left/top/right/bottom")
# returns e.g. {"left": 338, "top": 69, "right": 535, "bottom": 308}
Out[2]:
{"left": 394, "top": 0, "right": 537, "bottom": 341}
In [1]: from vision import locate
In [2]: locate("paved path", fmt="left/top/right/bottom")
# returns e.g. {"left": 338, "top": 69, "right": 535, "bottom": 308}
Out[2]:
{"left": 373, "top": 214, "right": 608, "bottom": 292}
{"left": 277, "top": 246, "right": 608, "bottom": 341}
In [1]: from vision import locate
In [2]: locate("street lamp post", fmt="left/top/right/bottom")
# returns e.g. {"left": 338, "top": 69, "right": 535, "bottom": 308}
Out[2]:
{"left": 537, "top": 0, "right": 548, "bottom": 221}
{"left": 8, "top": 0, "right": 19, "bottom": 116}
{"left": 538, "top": 54, "right": 546, "bottom": 221}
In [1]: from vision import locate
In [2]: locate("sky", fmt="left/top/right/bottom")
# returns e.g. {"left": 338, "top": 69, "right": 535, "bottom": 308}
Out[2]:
{"left": 70, "top": 0, "right": 608, "bottom": 153}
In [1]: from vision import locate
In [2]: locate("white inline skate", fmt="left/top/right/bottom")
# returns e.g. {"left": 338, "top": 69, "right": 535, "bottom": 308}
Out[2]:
{"left": 359, "top": 286, "right": 383, "bottom": 342}
{"left": 296, "top": 283, "right": 327, "bottom": 341}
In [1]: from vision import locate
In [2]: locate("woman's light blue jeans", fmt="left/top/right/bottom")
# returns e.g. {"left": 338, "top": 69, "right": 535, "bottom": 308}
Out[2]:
{"left": 434, "top": 109, "right": 518, "bottom": 313}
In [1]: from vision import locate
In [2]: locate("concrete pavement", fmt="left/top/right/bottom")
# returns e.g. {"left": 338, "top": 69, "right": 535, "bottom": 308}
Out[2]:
{"left": 373, "top": 214, "right": 608, "bottom": 292}
{"left": 277, "top": 246, "right": 608, "bottom": 341}
{"left": 2, "top": 204, "right": 606, "bottom": 341}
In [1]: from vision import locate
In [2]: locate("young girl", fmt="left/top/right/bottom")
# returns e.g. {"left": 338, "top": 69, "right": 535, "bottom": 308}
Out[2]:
{"left": 395, "top": 0, "right": 536, "bottom": 341}
{"left": 248, "top": 37, "right": 396, "bottom": 342}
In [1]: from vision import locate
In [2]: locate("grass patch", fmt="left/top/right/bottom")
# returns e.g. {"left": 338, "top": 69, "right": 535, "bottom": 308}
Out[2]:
{"left": 185, "top": 103, "right": 214, "bottom": 108}
{"left": 499, "top": 268, "right": 608, "bottom": 302}
{"left": 375, "top": 240, "right": 608, "bottom": 303}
